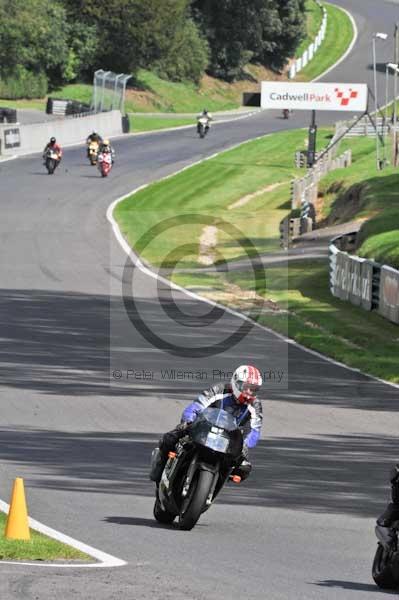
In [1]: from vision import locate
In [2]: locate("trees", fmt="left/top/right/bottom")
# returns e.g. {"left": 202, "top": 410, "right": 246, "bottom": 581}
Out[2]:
{"left": 193, "top": 0, "right": 306, "bottom": 79}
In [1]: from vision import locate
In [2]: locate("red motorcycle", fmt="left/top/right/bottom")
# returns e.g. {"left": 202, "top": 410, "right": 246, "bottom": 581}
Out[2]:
{"left": 98, "top": 152, "right": 112, "bottom": 177}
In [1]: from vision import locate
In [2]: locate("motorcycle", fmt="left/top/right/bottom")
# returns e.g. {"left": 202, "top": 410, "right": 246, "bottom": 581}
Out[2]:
{"left": 372, "top": 520, "right": 399, "bottom": 589}
{"left": 152, "top": 407, "right": 243, "bottom": 530}
{"left": 197, "top": 116, "right": 210, "bottom": 139}
{"left": 87, "top": 140, "right": 99, "bottom": 165}
{"left": 44, "top": 149, "right": 60, "bottom": 175}
{"left": 97, "top": 151, "right": 112, "bottom": 177}
{"left": 282, "top": 109, "right": 290, "bottom": 120}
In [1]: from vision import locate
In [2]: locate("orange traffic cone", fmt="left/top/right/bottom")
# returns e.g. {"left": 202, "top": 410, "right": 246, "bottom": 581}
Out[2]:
{"left": 5, "top": 478, "right": 30, "bottom": 540}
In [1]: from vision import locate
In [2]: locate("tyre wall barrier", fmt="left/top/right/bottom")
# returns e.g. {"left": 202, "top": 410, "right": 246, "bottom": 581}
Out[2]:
{"left": 0, "top": 110, "right": 123, "bottom": 156}
{"left": 329, "top": 232, "right": 399, "bottom": 324}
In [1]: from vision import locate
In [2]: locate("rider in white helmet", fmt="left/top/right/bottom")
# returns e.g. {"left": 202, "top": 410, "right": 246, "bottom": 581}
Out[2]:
{"left": 150, "top": 365, "right": 263, "bottom": 483}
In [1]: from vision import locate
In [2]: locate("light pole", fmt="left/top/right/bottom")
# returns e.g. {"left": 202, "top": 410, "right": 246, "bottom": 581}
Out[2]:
{"left": 384, "top": 63, "right": 398, "bottom": 166}
{"left": 373, "top": 32, "right": 388, "bottom": 170}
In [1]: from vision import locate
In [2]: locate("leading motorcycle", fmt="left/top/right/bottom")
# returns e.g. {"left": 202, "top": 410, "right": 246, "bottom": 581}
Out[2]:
{"left": 372, "top": 520, "right": 399, "bottom": 589}
{"left": 44, "top": 148, "right": 60, "bottom": 175}
{"left": 97, "top": 151, "right": 112, "bottom": 177}
{"left": 197, "top": 116, "right": 210, "bottom": 139}
{"left": 152, "top": 408, "right": 243, "bottom": 530}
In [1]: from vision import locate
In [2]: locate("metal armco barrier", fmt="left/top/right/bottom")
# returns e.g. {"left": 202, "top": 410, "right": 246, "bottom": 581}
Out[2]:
{"left": 329, "top": 232, "right": 399, "bottom": 324}
{"left": 289, "top": 1, "right": 327, "bottom": 79}
{"left": 279, "top": 217, "right": 313, "bottom": 248}
{"left": 291, "top": 149, "right": 352, "bottom": 210}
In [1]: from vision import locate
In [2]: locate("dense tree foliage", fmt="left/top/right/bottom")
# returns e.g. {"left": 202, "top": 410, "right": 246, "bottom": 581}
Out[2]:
{"left": 0, "top": 0, "right": 307, "bottom": 97}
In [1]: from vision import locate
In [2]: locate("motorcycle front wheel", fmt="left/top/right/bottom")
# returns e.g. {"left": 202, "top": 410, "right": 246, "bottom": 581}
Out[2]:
{"left": 372, "top": 544, "right": 398, "bottom": 589}
{"left": 179, "top": 469, "right": 214, "bottom": 531}
{"left": 153, "top": 495, "right": 175, "bottom": 524}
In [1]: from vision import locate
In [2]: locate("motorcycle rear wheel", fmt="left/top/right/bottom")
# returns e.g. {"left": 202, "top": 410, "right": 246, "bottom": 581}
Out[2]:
{"left": 372, "top": 544, "right": 398, "bottom": 589}
{"left": 179, "top": 469, "right": 214, "bottom": 531}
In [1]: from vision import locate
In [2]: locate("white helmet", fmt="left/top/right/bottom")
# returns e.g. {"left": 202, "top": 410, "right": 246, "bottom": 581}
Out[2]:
{"left": 231, "top": 365, "right": 262, "bottom": 405}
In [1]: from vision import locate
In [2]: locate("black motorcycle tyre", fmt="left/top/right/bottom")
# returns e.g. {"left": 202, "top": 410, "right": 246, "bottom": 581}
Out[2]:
{"left": 46, "top": 158, "right": 56, "bottom": 174}
{"left": 153, "top": 493, "right": 176, "bottom": 524}
{"left": 372, "top": 544, "right": 398, "bottom": 589}
{"left": 179, "top": 469, "right": 214, "bottom": 531}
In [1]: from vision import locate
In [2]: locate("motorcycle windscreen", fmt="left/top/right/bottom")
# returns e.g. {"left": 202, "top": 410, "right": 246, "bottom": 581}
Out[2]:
{"left": 190, "top": 408, "right": 242, "bottom": 455}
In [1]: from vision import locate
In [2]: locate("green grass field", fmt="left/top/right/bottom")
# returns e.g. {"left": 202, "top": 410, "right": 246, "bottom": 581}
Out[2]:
{"left": 0, "top": 512, "right": 90, "bottom": 561}
{"left": 296, "top": 2, "right": 354, "bottom": 81}
{"left": 114, "top": 128, "right": 333, "bottom": 268}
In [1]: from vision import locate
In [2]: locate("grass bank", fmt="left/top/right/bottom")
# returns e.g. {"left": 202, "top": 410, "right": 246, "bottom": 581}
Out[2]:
{"left": 129, "top": 114, "right": 194, "bottom": 132}
{"left": 318, "top": 136, "right": 399, "bottom": 269}
{"left": 0, "top": 512, "right": 90, "bottom": 561}
{"left": 295, "top": 2, "right": 354, "bottom": 82}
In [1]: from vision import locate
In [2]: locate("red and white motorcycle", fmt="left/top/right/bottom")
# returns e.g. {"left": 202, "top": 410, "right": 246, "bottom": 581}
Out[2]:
{"left": 97, "top": 151, "right": 113, "bottom": 177}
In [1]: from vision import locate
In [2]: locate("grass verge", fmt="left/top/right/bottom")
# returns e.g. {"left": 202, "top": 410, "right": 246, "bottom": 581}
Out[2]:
{"left": 114, "top": 128, "right": 332, "bottom": 268}
{"left": 296, "top": 2, "right": 354, "bottom": 81}
{"left": 296, "top": 0, "right": 324, "bottom": 57}
{"left": 0, "top": 512, "right": 90, "bottom": 561}
{"left": 129, "top": 114, "right": 194, "bottom": 132}
{"left": 114, "top": 127, "right": 398, "bottom": 384}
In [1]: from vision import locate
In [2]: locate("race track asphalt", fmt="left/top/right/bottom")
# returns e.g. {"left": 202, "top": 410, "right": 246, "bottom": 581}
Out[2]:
{"left": 0, "top": 1, "right": 398, "bottom": 598}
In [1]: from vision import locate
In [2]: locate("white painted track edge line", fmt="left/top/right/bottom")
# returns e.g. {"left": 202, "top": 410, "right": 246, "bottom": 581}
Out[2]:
{"left": 312, "top": 2, "right": 358, "bottom": 83}
{"left": 0, "top": 500, "right": 126, "bottom": 569}
{"left": 107, "top": 143, "right": 399, "bottom": 392}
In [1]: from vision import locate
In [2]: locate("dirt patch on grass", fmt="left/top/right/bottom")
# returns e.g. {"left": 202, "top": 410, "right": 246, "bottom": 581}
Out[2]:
{"left": 198, "top": 226, "right": 218, "bottom": 266}
{"left": 228, "top": 181, "right": 287, "bottom": 210}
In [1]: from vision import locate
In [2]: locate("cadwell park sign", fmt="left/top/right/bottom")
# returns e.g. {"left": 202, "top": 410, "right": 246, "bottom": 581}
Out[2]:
{"left": 261, "top": 82, "right": 368, "bottom": 112}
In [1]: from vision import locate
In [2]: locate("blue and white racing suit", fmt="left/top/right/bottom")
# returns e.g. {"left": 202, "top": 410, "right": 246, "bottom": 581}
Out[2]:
{"left": 182, "top": 383, "right": 263, "bottom": 450}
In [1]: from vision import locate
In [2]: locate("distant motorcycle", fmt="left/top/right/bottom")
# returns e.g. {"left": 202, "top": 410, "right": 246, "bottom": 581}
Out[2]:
{"left": 152, "top": 408, "right": 243, "bottom": 530}
{"left": 98, "top": 151, "right": 112, "bottom": 177}
{"left": 197, "top": 116, "right": 210, "bottom": 139}
{"left": 44, "top": 148, "right": 60, "bottom": 175}
{"left": 87, "top": 140, "right": 99, "bottom": 165}
{"left": 372, "top": 520, "right": 399, "bottom": 589}
{"left": 282, "top": 109, "right": 290, "bottom": 119}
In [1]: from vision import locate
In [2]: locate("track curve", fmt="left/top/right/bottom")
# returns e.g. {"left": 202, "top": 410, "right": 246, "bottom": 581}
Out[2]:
{"left": 0, "top": 2, "right": 398, "bottom": 598}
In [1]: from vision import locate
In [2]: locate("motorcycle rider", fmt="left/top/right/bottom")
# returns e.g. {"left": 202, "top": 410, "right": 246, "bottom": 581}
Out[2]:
{"left": 197, "top": 108, "right": 213, "bottom": 133}
{"left": 43, "top": 137, "right": 62, "bottom": 163}
{"left": 98, "top": 138, "right": 115, "bottom": 163}
{"left": 86, "top": 131, "right": 103, "bottom": 145}
{"left": 86, "top": 131, "right": 103, "bottom": 157}
{"left": 150, "top": 365, "right": 263, "bottom": 483}
{"left": 377, "top": 465, "right": 399, "bottom": 527}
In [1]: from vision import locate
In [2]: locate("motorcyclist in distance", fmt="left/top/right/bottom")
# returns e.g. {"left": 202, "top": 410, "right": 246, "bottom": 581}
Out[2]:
{"left": 149, "top": 365, "right": 263, "bottom": 484}
{"left": 86, "top": 131, "right": 103, "bottom": 158}
{"left": 98, "top": 138, "right": 115, "bottom": 163}
{"left": 43, "top": 137, "right": 62, "bottom": 162}
{"left": 197, "top": 108, "right": 213, "bottom": 133}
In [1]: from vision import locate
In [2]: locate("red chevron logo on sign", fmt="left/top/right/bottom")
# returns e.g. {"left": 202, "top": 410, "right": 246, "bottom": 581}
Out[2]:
{"left": 335, "top": 88, "right": 359, "bottom": 106}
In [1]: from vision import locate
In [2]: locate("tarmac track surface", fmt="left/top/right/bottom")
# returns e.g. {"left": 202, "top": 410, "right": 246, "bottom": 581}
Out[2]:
{"left": 0, "top": 1, "right": 398, "bottom": 598}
